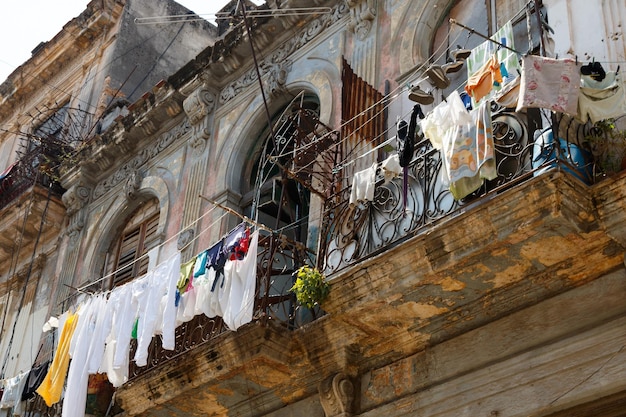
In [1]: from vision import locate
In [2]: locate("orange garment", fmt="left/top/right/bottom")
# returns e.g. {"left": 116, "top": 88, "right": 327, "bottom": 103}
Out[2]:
{"left": 465, "top": 54, "right": 502, "bottom": 103}
{"left": 36, "top": 312, "right": 78, "bottom": 406}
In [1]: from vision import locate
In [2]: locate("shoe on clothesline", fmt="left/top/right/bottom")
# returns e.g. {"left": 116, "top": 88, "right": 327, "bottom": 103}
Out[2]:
{"left": 442, "top": 61, "right": 464, "bottom": 74}
{"left": 451, "top": 48, "right": 471, "bottom": 61}
{"left": 408, "top": 86, "right": 434, "bottom": 104}
{"left": 426, "top": 65, "right": 451, "bottom": 89}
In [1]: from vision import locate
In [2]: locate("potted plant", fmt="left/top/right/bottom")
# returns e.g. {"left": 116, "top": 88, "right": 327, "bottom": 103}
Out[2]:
{"left": 585, "top": 118, "right": 626, "bottom": 175}
{"left": 290, "top": 265, "right": 330, "bottom": 309}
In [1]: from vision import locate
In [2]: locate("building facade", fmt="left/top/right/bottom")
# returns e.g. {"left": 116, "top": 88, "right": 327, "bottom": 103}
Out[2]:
{"left": 2, "top": 0, "right": 626, "bottom": 416}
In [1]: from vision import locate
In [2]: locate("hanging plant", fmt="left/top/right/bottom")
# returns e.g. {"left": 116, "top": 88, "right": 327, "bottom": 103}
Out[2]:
{"left": 585, "top": 118, "right": 626, "bottom": 175}
{"left": 290, "top": 265, "right": 330, "bottom": 309}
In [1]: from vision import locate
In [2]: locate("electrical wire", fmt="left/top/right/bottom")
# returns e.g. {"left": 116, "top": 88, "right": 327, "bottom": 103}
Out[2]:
{"left": 0, "top": 183, "right": 52, "bottom": 379}
{"left": 72, "top": 205, "right": 222, "bottom": 294}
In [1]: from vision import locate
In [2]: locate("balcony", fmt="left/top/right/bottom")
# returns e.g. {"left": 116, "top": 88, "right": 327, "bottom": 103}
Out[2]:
{"left": 110, "top": 108, "right": 626, "bottom": 415}
{"left": 0, "top": 140, "right": 67, "bottom": 273}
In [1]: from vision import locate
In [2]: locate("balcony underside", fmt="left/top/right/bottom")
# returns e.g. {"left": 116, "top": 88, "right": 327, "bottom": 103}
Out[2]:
{"left": 116, "top": 170, "right": 626, "bottom": 416}
{"left": 0, "top": 184, "right": 66, "bottom": 277}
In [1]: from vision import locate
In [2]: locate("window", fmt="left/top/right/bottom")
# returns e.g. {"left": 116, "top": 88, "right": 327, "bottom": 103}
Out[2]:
{"left": 105, "top": 198, "right": 160, "bottom": 287}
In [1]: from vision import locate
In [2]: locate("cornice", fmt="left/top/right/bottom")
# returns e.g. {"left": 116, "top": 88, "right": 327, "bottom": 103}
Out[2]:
{"left": 0, "top": 0, "right": 125, "bottom": 117}
{"left": 217, "top": 2, "right": 348, "bottom": 103}
{"left": 90, "top": 120, "right": 190, "bottom": 201}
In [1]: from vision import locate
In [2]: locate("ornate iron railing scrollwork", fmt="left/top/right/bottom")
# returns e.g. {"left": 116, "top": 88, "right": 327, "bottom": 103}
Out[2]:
{"left": 320, "top": 108, "right": 602, "bottom": 275}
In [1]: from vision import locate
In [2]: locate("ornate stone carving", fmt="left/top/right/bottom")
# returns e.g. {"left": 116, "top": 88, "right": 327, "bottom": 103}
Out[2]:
{"left": 177, "top": 228, "right": 195, "bottom": 251}
{"left": 318, "top": 373, "right": 355, "bottom": 417}
{"left": 66, "top": 210, "right": 85, "bottom": 246}
{"left": 184, "top": 87, "right": 215, "bottom": 155}
{"left": 346, "top": 0, "right": 377, "bottom": 40}
{"left": 92, "top": 121, "right": 190, "bottom": 200}
{"left": 125, "top": 169, "right": 143, "bottom": 200}
{"left": 63, "top": 184, "right": 91, "bottom": 245}
{"left": 183, "top": 87, "right": 215, "bottom": 125}
{"left": 62, "top": 185, "right": 91, "bottom": 216}
{"left": 219, "top": 3, "right": 348, "bottom": 103}
{"left": 264, "top": 60, "right": 292, "bottom": 97}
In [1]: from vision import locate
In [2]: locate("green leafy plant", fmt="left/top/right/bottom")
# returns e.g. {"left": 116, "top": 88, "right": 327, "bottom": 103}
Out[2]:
{"left": 290, "top": 265, "right": 329, "bottom": 309}
{"left": 585, "top": 118, "right": 626, "bottom": 174}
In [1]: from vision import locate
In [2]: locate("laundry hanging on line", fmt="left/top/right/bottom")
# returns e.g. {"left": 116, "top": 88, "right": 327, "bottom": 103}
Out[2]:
{"left": 19, "top": 222, "right": 259, "bottom": 414}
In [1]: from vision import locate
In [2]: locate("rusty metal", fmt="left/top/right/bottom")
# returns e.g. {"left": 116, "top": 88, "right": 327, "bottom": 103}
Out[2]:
{"left": 320, "top": 107, "right": 597, "bottom": 275}
{"left": 341, "top": 58, "right": 385, "bottom": 147}
{"left": 127, "top": 232, "right": 316, "bottom": 381}
{"left": 0, "top": 139, "right": 67, "bottom": 211}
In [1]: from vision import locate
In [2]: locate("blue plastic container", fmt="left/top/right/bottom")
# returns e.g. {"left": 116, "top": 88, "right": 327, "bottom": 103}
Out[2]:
{"left": 532, "top": 128, "right": 592, "bottom": 184}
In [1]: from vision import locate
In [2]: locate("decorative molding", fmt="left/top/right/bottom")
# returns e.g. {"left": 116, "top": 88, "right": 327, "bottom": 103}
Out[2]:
{"left": 346, "top": 0, "right": 376, "bottom": 40}
{"left": 318, "top": 373, "right": 355, "bottom": 417}
{"left": 183, "top": 87, "right": 216, "bottom": 124}
{"left": 183, "top": 86, "right": 215, "bottom": 155}
{"left": 177, "top": 228, "right": 195, "bottom": 251}
{"left": 66, "top": 210, "right": 85, "bottom": 246}
{"left": 62, "top": 185, "right": 91, "bottom": 215}
{"left": 62, "top": 184, "right": 91, "bottom": 246}
{"left": 219, "top": 3, "right": 349, "bottom": 103}
{"left": 265, "top": 60, "right": 292, "bottom": 98}
{"left": 92, "top": 121, "right": 190, "bottom": 200}
{"left": 125, "top": 169, "right": 143, "bottom": 200}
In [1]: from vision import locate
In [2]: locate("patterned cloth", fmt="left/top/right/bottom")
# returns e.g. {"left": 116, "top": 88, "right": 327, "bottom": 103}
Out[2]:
{"left": 516, "top": 55, "right": 581, "bottom": 115}
{"left": 448, "top": 102, "right": 497, "bottom": 199}
{"left": 422, "top": 92, "right": 496, "bottom": 200}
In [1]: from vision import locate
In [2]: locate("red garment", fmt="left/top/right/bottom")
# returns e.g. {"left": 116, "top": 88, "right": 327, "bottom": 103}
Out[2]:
{"left": 229, "top": 228, "right": 250, "bottom": 260}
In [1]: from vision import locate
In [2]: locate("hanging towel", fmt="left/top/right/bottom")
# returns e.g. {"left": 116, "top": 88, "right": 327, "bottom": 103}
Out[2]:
{"left": 134, "top": 252, "right": 181, "bottom": 366}
{"left": 63, "top": 295, "right": 107, "bottom": 417}
{"left": 516, "top": 55, "right": 581, "bottom": 115}
{"left": 223, "top": 231, "right": 259, "bottom": 331}
{"left": 448, "top": 101, "right": 498, "bottom": 199}
{"left": 349, "top": 163, "right": 377, "bottom": 205}
{"left": 98, "top": 282, "right": 135, "bottom": 387}
{"left": 36, "top": 311, "right": 79, "bottom": 406}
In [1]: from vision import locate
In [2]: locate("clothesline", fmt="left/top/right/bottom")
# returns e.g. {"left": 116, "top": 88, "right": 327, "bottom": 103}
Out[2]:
{"left": 199, "top": 195, "right": 273, "bottom": 234}
{"left": 74, "top": 206, "right": 226, "bottom": 294}
{"left": 267, "top": 30, "right": 465, "bottom": 165}
{"left": 450, "top": 19, "right": 523, "bottom": 55}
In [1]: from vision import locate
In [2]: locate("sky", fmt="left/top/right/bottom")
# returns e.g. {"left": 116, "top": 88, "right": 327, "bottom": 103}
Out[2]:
{"left": 0, "top": 0, "right": 263, "bottom": 84}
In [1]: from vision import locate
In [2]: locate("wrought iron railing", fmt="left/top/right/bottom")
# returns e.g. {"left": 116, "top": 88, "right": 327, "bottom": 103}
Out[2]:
{"left": 0, "top": 140, "right": 67, "bottom": 211}
{"left": 320, "top": 107, "right": 599, "bottom": 275}
{"left": 127, "top": 232, "right": 316, "bottom": 380}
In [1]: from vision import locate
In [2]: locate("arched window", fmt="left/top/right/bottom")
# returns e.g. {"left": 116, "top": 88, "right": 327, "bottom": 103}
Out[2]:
{"left": 241, "top": 94, "right": 322, "bottom": 249}
{"left": 240, "top": 94, "right": 331, "bottom": 326}
{"left": 104, "top": 198, "right": 160, "bottom": 288}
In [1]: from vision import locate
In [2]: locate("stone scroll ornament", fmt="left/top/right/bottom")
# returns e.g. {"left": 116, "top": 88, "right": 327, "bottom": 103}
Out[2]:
{"left": 346, "top": 0, "right": 376, "bottom": 40}
{"left": 318, "top": 373, "right": 355, "bottom": 417}
{"left": 183, "top": 87, "right": 215, "bottom": 156}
